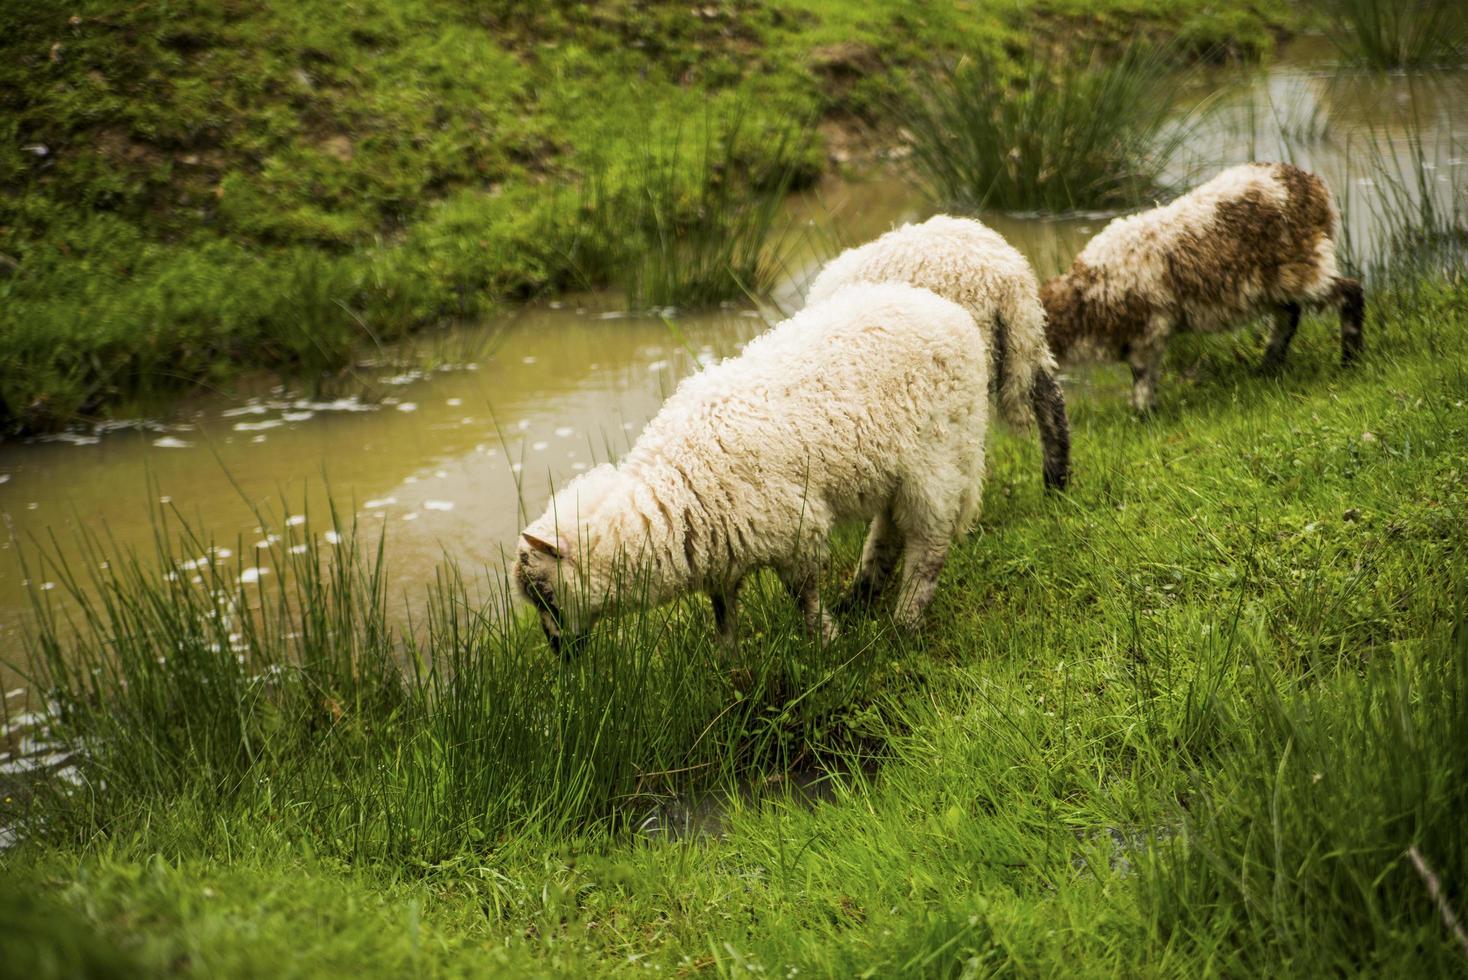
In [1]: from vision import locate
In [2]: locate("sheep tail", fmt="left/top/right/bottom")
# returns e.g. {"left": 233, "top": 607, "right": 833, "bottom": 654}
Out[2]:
{"left": 994, "top": 284, "right": 1057, "bottom": 431}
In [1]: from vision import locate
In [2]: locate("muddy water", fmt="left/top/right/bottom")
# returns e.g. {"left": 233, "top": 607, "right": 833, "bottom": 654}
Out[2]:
{"left": 2, "top": 42, "right": 1466, "bottom": 699}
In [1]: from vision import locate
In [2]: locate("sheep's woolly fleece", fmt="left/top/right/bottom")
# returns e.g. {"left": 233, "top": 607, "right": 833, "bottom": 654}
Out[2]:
{"left": 1041, "top": 162, "right": 1342, "bottom": 360}
{"left": 517, "top": 282, "right": 990, "bottom": 634}
{"left": 806, "top": 215, "right": 1054, "bottom": 429}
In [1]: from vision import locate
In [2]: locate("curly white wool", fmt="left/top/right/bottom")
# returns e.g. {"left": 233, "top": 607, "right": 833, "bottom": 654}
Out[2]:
{"left": 806, "top": 215, "right": 1055, "bottom": 429}
{"left": 516, "top": 282, "right": 991, "bottom": 645}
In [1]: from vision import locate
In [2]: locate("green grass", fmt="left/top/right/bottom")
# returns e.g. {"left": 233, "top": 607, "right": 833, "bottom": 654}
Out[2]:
{"left": 1323, "top": 0, "right": 1467, "bottom": 69}
{"left": 615, "top": 109, "right": 815, "bottom": 309}
{"left": 0, "top": 0, "right": 1291, "bottom": 433}
{"left": 904, "top": 40, "right": 1192, "bottom": 212}
{"left": 4, "top": 271, "right": 1466, "bottom": 975}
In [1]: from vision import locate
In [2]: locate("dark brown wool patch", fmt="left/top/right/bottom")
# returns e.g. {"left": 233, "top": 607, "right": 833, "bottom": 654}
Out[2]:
{"left": 1041, "top": 261, "right": 1154, "bottom": 358}
{"left": 1168, "top": 163, "right": 1334, "bottom": 314}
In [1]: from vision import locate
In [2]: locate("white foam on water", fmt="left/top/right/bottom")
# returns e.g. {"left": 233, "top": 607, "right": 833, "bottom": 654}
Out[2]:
{"left": 286, "top": 515, "right": 306, "bottom": 527}
{"left": 647, "top": 360, "right": 669, "bottom": 372}
{"left": 0, "top": 750, "right": 71, "bottom": 775}
{"left": 281, "top": 410, "right": 315, "bottom": 422}
{"left": 5, "top": 689, "right": 23, "bottom": 701}
{"left": 363, "top": 497, "right": 396, "bottom": 509}
{"left": 234, "top": 419, "right": 282, "bottom": 431}
{"left": 322, "top": 530, "right": 342, "bottom": 545}
{"left": 424, "top": 500, "right": 454, "bottom": 512}
{"left": 238, "top": 567, "right": 269, "bottom": 584}
{"left": 402, "top": 512, "right": 419, "bottom": 521}
{"left": 252, "top": 435, "right": 268, "bottom": 444}
{"left": 153, "top": 436, "right": 193, "bottom": 449}
{"left": 532, "top": 441, "right": 548, "bottom": 451}
{"left": 0, "top": 474, "right": 10, "bottom": 484}
{"left": 396, "top": 402, "right": 418, "bottom": 413}
{"left": 221, "top": 404, "right": 268, "bottom": 417}
{"left": 446, "top": 398, "right": 463, "bottom": 407}
{"left": 40, "top": 432, "right": 101, "bottom": 446}
{"left": 554, "top": 427, "right": 574, "bottom": 438}
{"left": 434, "top": 470, "right": 447, "bottom": 479}
{"left": 522, "top": 356, "right": 538, "bottom": 364}
{"left": 289, "top": 544, "right": 308, "bottom": 555}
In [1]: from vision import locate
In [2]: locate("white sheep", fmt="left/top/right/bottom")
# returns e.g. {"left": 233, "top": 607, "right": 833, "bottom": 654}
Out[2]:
{"left": 1040, "top": 162, "right": 1365, "bottom": 413}
{"left": 806, "top": 215, "right": 1070, "bottom": 491}
{"left": 515, "top": 282, "right": 990, "bottom": 653}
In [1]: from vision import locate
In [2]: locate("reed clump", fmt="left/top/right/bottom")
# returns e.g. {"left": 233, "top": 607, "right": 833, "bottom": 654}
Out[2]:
{"left": 904, "top": 42, "right": 1188, "bottom": 212}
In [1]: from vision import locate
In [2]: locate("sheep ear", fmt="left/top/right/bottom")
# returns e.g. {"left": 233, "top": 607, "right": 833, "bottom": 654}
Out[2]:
{"left": 522, "top": 532, "right": 564, "bottom": 560}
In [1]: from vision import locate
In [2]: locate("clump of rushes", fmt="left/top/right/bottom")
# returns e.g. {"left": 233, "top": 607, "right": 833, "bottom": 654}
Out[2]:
{"left": 1334, "top": 115, "right": 1468, "bottom": 282}
{"left": 615, "top": 109, "right": 816, "bottom": 309}
{"left": 904, "top": 42, "right": 1188, "bottom": 212}
{"left": 17, "top": 504, "right": 890, "bottom": 861}
{"left": 1324, "top": 0, "right": 1466, "bottom": 69}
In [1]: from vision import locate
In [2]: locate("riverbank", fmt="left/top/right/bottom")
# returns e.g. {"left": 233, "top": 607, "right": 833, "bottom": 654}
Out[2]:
{"left": 5, "top": 269, "right": 1466, "bottom": 975}
{"left": 0, "top": 0, "right": 1295, "bottom": 433}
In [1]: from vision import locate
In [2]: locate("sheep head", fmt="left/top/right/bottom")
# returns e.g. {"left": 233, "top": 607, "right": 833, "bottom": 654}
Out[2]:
{"left": 514, "top": 464, "right": 627, "bottom": 657}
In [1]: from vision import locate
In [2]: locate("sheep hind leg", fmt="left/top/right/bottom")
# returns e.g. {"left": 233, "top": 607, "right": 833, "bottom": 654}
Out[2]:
{"left": 1030, "top": 368, "right": 1071, "bottom": 492}
{"left": 1260, "top": 302, "right": 1302, "bottom": 374}
{"left": 1334, "top": 276, "right": 1365, "bottom": 366}
{"left": 890, "top": 534, "right": 952, "bottom": 630}
{"left": 836, "top": 505, "right": 904, "bottom": 614}
{"left": 778, "top": 565, "right": 838, "bottom": 643}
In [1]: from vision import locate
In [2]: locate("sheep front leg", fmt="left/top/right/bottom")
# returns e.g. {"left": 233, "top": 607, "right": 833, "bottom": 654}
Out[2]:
{"left": 1029, "top": 368, "right": 1071, "bottom": 491}
{"left": 1261, "top": 302, "right": 1301, "bottom": 373}
{"left": 1333, "top": 276, "right": 1365, "bottom": 366}
{"left": 1127, "top": 335, "right": 1167, "bottom": 414}
{"left": 891, "top": 535, "right": 952, "bottom": 629}
{"left": 710, "top": 579, "right": 743, "bottom": 651}
{"left": 778, "top": 565, "right": 838, "bottom": 643}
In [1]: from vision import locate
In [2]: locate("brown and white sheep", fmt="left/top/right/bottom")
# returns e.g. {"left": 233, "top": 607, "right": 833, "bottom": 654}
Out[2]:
{"left": 1040, "top": 162, "right": 1365, "bottom": 412}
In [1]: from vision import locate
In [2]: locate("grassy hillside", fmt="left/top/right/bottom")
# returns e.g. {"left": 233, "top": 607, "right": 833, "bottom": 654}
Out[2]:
{"left": 6, "top": 272, "right": 1465, "bottom": 975}
{"left": 0, "top": 0, "right": 1288, "bottom": 432}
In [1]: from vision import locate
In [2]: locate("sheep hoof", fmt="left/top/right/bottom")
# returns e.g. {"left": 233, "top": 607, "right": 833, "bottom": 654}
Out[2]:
{"left": 832, "top": 588, "right": 876, "bottom": 618}
{"left": 1257, "top": 357, "right": 1286, "bottom": 376}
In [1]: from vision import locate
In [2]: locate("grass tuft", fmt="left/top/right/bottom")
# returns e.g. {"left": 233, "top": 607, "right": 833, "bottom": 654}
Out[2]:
{"left": 903, "top": 41, "right": 1191, "bottom": 212}
{"left": 614, "top": 110, "right": 816, "bottom": 309}
{"left": 1324, "top": 0, "right": 1467, "bottom": 69}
